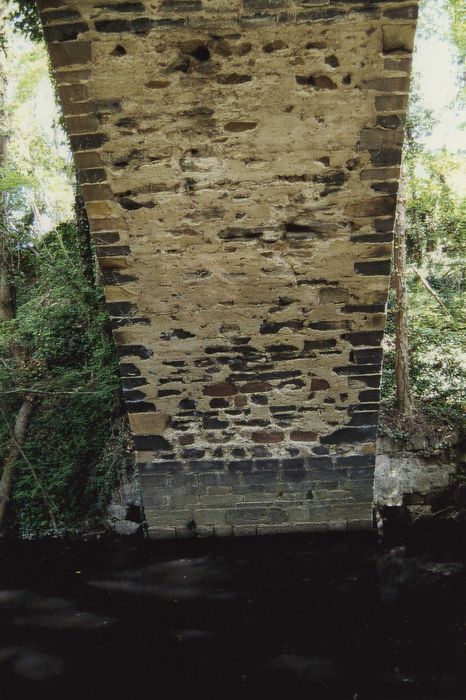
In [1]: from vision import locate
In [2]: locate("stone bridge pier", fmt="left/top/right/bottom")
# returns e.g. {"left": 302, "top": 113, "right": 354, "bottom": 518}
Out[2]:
{"left": 39, "top": 0, "right": 417, "bottom": 537}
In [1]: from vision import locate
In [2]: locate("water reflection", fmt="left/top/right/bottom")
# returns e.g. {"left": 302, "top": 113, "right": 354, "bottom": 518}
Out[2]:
{"left": 89, "top": 556, "right": 238, "bottom": 600}
{"left": 0, "top": 534, "right": 464, "bottom": 699}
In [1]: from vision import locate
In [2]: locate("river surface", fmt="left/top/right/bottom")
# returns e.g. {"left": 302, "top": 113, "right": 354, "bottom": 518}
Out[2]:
{"left": 0, "top": 527, "right": 465, "bottom": 700}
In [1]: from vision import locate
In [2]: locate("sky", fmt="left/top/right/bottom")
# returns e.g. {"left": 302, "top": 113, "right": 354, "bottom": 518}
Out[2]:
{"left": 4, "top": 0, "right": 465, "bottom": 231}
{"left": 414, "top": 0, "right": 465, "bottom": 153}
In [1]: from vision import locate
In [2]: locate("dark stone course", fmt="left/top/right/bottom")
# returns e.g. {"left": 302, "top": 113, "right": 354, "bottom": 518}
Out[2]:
{"left": 348, "top": 412, "right": 379, "bottom": 426}
{"left": 119, "top": 362, "right": 141, "bottom": 377}
{"left": 304, "top": 338, "right": 336, "bottom": 351}
{"left": 93, "top": 231, "right": 120, "bottom": 245}
{"left": 210, "top": 398, "right": 229, "bottom": 408}
{"left": 342, "top": 304, "right": 386, "bottom": 313}
{"left": 270, "top": 405, "right": 296, "bottom": 413}
{"left": 70, "top": 133, "right": 108, "bottom": 151}
{"left": 123, "top": 389, "right": 146, "bottom": 401}
{"left": 370, "top": 181, "right": 399, "bottom": 194}
{"left": 161, "top": 0, "right": 202, "bottom": 10}
{"left": 138, "top": 460, "right": 184, "bottom": 473}
{"left": 376, "top": 114, "right": 403, "bottom": 129}
{"left": 280, "top": 458, "right": 305, "bottom": 470}
{"left": 126, "top": 401, "right": 156, "bottom": 413}
{"left": 96, "top": 245, "right": 131, "bottom": 257}
{"left": 188, "top": 460, "right": 225, "bottom": 471}
{"left": 78, "top": 168, "right": 107, "bottom": 184}
{"left": 304, "top": 456, "right": 333, "bottom": 468}
{"left": 203, "top": 417, "right": 229, "bottom": 429}
{"left": 354, "top": 260, "right": 391, "bottom": 276}
{"left": 384, "top": 5, "right": 418, "bottom": 19}
{"left": 104, "top": 269, "right": 138, "bottom": 284}
{"left": 41, "top": 9, "right": 82, "bottom": 24}
{"left": 370, "top": 148, "right": 403, "bottom": 166}
{"left": 116, "top": 345, "right": 153, "bottom": 359}
{"left": 95, "top": 2, "right": 145, "bottom": 11}
{"left": 95, "top": 19, "right": 131, "bottom": 32}
{"left": 44, "top": 22, "right": 89, "bottom": 42}
{"left": 289, "top": 8, "right": 345, "bottom": 22}
{"left": 350, "top": 233, "right": 393, "bottom": 243}
{"left": 121, "top": 377, "right": 148, "bottom": 389}
{"left": 106, "top": 301, "right": 137, "bottom": 317}
{"left": 228, "top": 460, "right": 254, "bottom": 473}
{"left": 375, "top": 217, "right": 395, "bottom": 232}
{"left": 134, "top": 435, "right": 173, "bottom": 454}
{"left": 254, "top": 459, "right": 282, "bottom": 471}
{"left": 351, "top": 348, "right": 384, "bottom": 364}
{"left": 350, "top": 402, "right": 380, "bottom": 412}
{"left": 321, "top": 426, "right": 377, "bottom": 445}
{"left": 243, "top": 0, "right": 289, "bottom": 8}
{"left": 348, "top": 374, "right": 381, "bottom": 388}
{"left": 358, "top": 389, "right": 381, "bottom": 402}
{"left": 182, "top": 448, "right": 206, "bottom": 459}
{"left": 260, "top": 320, "right": 304, "bottom": 334}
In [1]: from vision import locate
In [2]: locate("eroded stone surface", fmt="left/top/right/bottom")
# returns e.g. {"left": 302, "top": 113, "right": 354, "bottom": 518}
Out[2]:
{"left": 39, "top": 0, "right": 418, "bottom": 537}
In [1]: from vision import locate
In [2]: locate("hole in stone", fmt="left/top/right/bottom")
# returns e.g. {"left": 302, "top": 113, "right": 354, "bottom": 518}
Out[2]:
{"left": 306, "top": 490, "right": 314, "bottom": 500}
{"left": 191, "top": 45, "right": 210, "bottom": 61}
{"left": 343, "top": 74, "right": 352, "bottom": 85}
{"left": 325, "top": 55, "right": 339, "bottom": 67}
{"left": 111, "top": 44, "right": 127, "bottom": 56}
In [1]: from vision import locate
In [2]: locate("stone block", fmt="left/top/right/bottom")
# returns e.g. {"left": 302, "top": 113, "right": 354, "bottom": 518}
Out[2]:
{"left": 147, "top": 527, "right": 176, "bottom": 539}
{"left": 232, "top": 525, "right": 257, "bottom": 536}
{"left": 129, "top": 412, "right": 171, "bottom": 435}
{"left": 226, "top": 506, "right": 288, "bottom": 526}
{"left": 145, "top": 508, "right": 193, "bottom": 527}
{"left": 214, "top": 525, "right": 233, "bottom": 537}
{"left": 382, "top": 24, "right": 416, "bottom": 54}
{"left": 193, "top": 508, "right": 227, "bottom": 526}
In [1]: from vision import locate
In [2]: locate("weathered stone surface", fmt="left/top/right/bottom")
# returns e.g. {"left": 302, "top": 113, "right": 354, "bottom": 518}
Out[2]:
{"left": 40, "top": 0, "right": 417, "bottom": 538}
{"left": 374, "top": 436, "right": 456, "bottom": 508}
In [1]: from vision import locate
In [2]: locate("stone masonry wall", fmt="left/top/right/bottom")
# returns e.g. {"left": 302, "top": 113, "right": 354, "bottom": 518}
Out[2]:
{"left": 39, "top": 0, "right": 418, "bottom": 537}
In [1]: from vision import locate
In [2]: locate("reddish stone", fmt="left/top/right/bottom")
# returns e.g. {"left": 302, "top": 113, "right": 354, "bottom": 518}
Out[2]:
{"left": 290, "top": 431, "right": 317, "bottom": 442}
{"left": 235, "top": 395, "right": 248, "bottom": 408}
{"left": 179, "top": 434, "right": 194, "bottom": 446}
{"left": 311, "top": 378, "right": 330, "bottom": 391}
{"left": 240, "top": 381, "right": 273, "bottom": 393}
{"left": 203, "top": 382, "right": 237, "bottom": 397}
{"left": 252, "top": 431, "right": 284, "bottom": 444}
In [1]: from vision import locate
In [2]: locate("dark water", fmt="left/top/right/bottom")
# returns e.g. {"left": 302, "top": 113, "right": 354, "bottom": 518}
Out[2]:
{"left": 1, "top": 528, "right": 465, "bottom": 700}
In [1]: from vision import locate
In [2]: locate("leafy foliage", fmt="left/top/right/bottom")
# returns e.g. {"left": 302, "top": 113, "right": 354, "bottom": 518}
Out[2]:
{"left": 0, "top": 222, "right": 132, "bottom": 536}
{"left": 6, "top": 1, "right": 43, "bottom": 43}
{"left": 381, "top": 150, "right": 466, "bottom": 436}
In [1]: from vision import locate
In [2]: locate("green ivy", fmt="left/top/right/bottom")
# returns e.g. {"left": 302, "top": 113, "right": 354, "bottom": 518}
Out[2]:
{"left": 0, "top": 222, "right": 131, "bottom": 537}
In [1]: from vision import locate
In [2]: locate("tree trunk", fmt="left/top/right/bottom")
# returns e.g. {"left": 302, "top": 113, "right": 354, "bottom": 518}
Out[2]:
{"left": 393, "top": 184, "right": 414, "bottom": 417}
{"left": 74, "top": 191, "right": 95, "bottom": 285}
{"left": 0, "top": 395, "right": 35, "bottom": 532}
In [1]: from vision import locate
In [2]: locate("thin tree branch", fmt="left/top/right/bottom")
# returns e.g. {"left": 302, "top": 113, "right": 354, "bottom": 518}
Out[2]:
{"left": 0, "top": 403, "right": 59, "bottom": 534}
{"left": 411, "top": 265, "right": 453, "bottom": 318}
{"left": 1, "top": 387, "right": 118, "bottom": 396}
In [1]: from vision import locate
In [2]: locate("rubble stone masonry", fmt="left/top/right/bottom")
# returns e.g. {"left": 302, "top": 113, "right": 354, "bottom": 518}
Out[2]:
{"left": 39, "top": 0, "right": 418, "bottom": 537}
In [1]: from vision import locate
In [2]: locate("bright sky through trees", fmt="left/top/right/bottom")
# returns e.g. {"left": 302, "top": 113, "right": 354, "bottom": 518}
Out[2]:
{"left": 414, "top": 0, "right": 465, "bottom": 155}
{"left": 3, "top": 0, "right": 465, "bottom": 235}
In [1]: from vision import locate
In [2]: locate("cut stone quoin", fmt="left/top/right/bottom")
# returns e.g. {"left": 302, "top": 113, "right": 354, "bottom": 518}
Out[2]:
{"left": 39, "top": 0, "right": 418, "bottom": 537}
